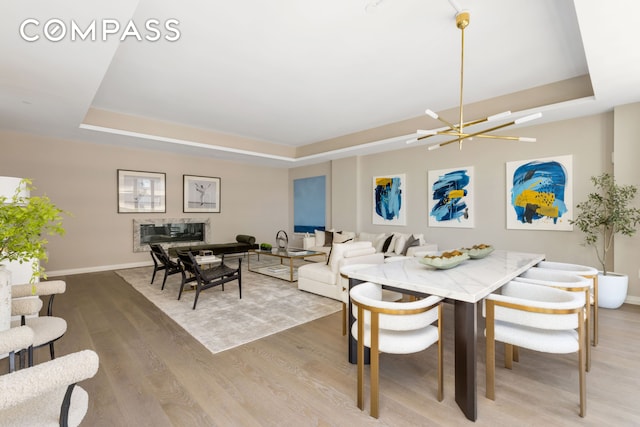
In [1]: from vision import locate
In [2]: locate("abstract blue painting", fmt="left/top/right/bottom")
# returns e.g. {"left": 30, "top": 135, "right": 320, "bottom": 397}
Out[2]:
{"left": 373, "top": 174, "right": 406, "bottom": 226}
{"left": 506, "top": 155, "right": 573, "bottom": 231}
{"left": 428, "top": 167, "right": 474, "bottom": 228}
{"left": 294, "top": 176, "right": 326, "bottom": 233}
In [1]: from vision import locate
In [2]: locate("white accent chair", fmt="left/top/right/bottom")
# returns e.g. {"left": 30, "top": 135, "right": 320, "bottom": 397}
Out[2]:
{"left": 11, "top": 280, "right": 68, "bottom": 362}
{"left": 484, "top": 281, "right": 586, "bottom": 417}
{"left": 0, "top": 341, "right": 99, "bottom": 427}
{"left": 298, "top": 241, "right": 383, "bottom": 301}
{"left": 535, "top": 261, "right": 599, "bottom": 346}
{"left": 513, "top": 267, "right": 592, "bottom": 370}
{"left": 350, "top": 282, "right": 443, "bottom": 418}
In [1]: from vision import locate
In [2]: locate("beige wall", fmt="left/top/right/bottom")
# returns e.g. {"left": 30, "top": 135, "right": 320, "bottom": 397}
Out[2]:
{"left": 1, "top": 130, "right": 289, "bottom": 275}
{"left": 293, "top": 112, "right": 640, "bottom": 302}
{"left": 613, "top": 103, "right": 640, "bottom": 300}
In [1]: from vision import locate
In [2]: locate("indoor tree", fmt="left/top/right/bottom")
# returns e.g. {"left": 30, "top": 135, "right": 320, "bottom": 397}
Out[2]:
{"left": 0, "top": 179, "right": 66, "bottom": 282}
{"left": 570, "top": 173, "right": 640, "bottom": 276}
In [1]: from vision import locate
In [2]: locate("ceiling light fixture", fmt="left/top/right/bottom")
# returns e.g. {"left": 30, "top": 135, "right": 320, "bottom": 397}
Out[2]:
{"left": 407, "top": 7, "right": 542, "bottom": 151}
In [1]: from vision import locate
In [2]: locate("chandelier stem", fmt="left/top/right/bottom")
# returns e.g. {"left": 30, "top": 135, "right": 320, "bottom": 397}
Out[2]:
{"left": 458, "top": 16, "right": 466, "bottom": 150}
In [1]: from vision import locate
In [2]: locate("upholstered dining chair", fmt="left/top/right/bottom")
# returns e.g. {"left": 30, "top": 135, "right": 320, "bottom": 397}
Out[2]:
{"left": 149, "top": 243, "right": 182, "bottom": 290}
{"left": 484, "top": 280, "right": 586, "bottom": 417}
{"left": 0, "top": 340, "right": 100, "bottom": 427}
{"left": 0, "top": 325, "right": 34, "bottom": 373}
{"left": 513, "top": 267, "right": 593, "bottom": 371}
{"left": 11, "top": 280, "right": 68, "bottom": 363}
{"left": 535, "top": 261, "right": 599, "bottom": 346}
{"left": 339, "top": 264, "right": 403, "bottom": 336}
{"left": 350, "top": 281, "right": 443, "bottom": 418}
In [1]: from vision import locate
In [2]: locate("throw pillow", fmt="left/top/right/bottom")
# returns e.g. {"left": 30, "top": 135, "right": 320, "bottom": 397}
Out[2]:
{"left": 333, "top": 232, "right": 353, "bottom": 244}
{"left": 327, "top": 237, "right": 353, "bottom": 265}
{"left": 373, "top": 233, "right": 389, "bottom": 252}
{"left": 381, "top": 234, "right": 393, "bottom": 253}
{"left": 402, "top": 235, "right": 420, "bottom": 255}
{"left": 314, "top": 229, "right": 325, "bottom": 247}
{"left": 393, "top": 233, "right": 408, "bottom": 255}
{"left": 323, "top": 231, "right": 334, "bottom": 247}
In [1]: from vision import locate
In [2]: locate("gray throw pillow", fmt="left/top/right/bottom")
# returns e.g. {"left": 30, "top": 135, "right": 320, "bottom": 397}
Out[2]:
{"left": 402, "top": 235, "right": 420, "bottom": 255}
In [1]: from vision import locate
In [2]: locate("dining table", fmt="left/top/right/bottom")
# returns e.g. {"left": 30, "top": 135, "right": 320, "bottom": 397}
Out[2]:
{"left": 347, "top": 249, "right": 545, "bottom": 422}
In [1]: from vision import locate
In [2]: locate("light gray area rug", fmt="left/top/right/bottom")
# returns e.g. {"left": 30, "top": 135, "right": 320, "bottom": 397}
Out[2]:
{"left": 116, "top": 259, "right": 340, "bottom": 354}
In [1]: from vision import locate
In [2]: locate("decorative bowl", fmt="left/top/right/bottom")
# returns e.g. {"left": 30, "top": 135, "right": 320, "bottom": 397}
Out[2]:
{"left": 461, "top": 244, "right": 494, "bottom": 259}
{"left": 419, "top": 250, "right": 470, "bottom": 269}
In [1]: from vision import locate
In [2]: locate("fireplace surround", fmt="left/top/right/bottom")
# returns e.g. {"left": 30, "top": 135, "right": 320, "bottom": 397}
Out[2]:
{"left": 133, "top": 218, "right": 211, "bottom": 252}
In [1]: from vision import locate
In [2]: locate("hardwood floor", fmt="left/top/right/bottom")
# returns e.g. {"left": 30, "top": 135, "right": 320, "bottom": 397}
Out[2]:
{"left": 6, "top": 270, "right": 640, "bottom": 426}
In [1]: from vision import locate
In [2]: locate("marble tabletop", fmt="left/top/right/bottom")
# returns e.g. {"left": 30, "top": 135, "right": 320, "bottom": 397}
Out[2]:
{"left": 348, "top": 249, "right": 545, "bottom": 303}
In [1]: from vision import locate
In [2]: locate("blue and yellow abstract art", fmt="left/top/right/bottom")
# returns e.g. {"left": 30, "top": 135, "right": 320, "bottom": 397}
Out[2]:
{"left": 428, "top": 167, "right": 474, "bottom": 228}
{"left": 373, "top": 174, "right": 406, "bottom": 225}
{"left": 506, "top": 155, "right": 573, "bottom": 231}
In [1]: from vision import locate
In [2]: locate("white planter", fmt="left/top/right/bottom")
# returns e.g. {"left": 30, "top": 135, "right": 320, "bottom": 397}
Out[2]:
{"left": 598, "top": 272, "right": 628, "bottom": 309}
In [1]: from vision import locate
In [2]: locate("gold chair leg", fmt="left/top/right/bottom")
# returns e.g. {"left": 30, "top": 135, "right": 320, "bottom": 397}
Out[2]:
{"left": 578, "top": 311, "right": 586, "bottom": 417}
{"left": 584, "top": 290, "right": 591, "bottom": 372}
{"left": 592, "top": 275, "right": 599, "bottom": 346}
{"left": 342, "top": 302, "right": 347, "bottom": 336}
{"left": 370, "top": 313, "right": 380, "bottom": 419}
{"left": 505, "top": 344, "right": 513, "bottom": 370}
{"left": 486, "top": 301, "right": 496, "bottom": 400}
{"left": 437, "top": 303, "right": 443, "bottom": 402}
{"left": 357, "top": 307, "right": 364, "bottom": 411}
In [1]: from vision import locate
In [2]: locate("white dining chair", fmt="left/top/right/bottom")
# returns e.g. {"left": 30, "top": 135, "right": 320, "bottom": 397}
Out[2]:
{"left": 484, "top": 280, "right": 587, "bottom": 417}
{"left": 339, "top": 264, "right": 402, "bottom": 336}
{"left": 513, "top": 267, "right": 592, "bottom": 371}
{"left": 350, "top": 281, "right": 443, "bottom": 418}
{"left": 535, "top": 261, "right": 599, "bottom": 346}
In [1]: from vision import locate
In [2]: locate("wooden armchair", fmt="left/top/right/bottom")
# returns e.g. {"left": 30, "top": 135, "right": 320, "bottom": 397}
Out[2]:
{"left": 177, "top": 252, "right": 242, "bottom": 309}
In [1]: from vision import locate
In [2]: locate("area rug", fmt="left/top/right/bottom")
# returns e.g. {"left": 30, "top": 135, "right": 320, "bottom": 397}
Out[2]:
{"left": 115, "top": 259, "right": 341, "bottom": 354}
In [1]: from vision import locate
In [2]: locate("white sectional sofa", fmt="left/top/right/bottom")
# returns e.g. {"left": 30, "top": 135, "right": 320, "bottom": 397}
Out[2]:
{"left": 302, "top": 230, "right": 437, "bottom": 258}
{"left": 297, "top": 241, "right": 383, "bottom": 301}
{"left": 298, "top": 230, "right": 438, "bottom": 301}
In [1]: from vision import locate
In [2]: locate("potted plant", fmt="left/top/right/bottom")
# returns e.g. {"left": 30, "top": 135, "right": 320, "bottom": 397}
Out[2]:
{"left": 0, "top": 178, "right": 67, "bottom": 282}
{"left": 570, "top": 173, "right": 640, "bottom": 308}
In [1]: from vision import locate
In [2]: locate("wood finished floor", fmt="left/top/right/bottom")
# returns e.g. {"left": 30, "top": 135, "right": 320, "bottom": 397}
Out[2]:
{"left": 5, "top": 270, "right": 640, "bottom": 426}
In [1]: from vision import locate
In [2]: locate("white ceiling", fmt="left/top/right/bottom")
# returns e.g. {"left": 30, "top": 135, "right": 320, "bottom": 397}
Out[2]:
{"left": 2, "top": 0, "right": 639, "bottom": 167}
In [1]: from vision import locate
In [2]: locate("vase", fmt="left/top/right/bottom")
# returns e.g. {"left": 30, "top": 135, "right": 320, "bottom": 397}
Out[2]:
{"left": 598, "top": 272, "right": 628, "bottom": 309}
{"left": 0, "top": 264, "right": 11, "bottom": 331}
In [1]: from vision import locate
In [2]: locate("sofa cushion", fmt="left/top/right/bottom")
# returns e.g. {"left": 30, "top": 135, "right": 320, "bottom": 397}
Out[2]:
{"left": 329, "top": 241, "right": 373, "bottom": 272}
{"left": 236, "top": 234, "right": 255, "bottom": 245}
{"left": 392, "top": 233, "right": 409, "bottom": 255}
{"left": 333, "top": 232, "right": 354, "bottom": 244}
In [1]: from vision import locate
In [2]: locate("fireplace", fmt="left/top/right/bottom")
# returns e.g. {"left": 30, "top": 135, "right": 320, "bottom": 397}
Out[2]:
{"left": 133, "top": 218, "right": 212, "bottom": 252}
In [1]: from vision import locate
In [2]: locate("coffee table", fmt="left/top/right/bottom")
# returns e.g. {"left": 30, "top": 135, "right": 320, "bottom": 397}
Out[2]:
{"left": 248, "top": 248, "right": 326, "bottom": 282}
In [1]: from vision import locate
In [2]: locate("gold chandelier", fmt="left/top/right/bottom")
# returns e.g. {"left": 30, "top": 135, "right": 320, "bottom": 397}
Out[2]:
{"left": 407, "top": 9, "right": 542, "bottom": 151}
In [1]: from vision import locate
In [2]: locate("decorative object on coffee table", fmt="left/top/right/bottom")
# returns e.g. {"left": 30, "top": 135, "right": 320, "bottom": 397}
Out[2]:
{"left": 276, "top": 230, "right": 288, "bottom": 251}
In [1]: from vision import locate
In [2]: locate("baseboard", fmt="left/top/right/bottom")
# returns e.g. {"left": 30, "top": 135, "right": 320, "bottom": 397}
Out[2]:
{"left": 47, "top": 261, "right": 154, "bottom": 278}
{"left": 624, "top": 295, "right": 640, "bottom": 306}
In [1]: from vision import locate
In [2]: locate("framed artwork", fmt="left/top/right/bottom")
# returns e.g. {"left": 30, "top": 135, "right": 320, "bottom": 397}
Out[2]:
{"left": 183, "top": 175, "right": 221, "bottom": 213}
{"left": 117, "top": 169, "right": 166, "bottom": 213}
{"left": 372, "top": 174, "right": 406, "bottom": 226}
{"left": 428, "top": 166, "right": 474, "bottom": 228}
{"left": 293, "top": 176, "right": 326, "bottom": 233}
{"left": 506, "top": 155, "right": 573, "bottom": 231}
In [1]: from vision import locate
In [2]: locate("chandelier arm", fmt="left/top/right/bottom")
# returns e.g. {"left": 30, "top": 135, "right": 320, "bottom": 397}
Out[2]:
{"left": 438, "top": 120, "right": 518, "bottom": 147}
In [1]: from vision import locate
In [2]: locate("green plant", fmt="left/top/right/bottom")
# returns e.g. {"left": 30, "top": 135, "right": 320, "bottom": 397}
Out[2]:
{"left": 0, "top": 179, "right": 67, "bottom": 281}
{"left": 570, "top": 173, "right": 640, "bottom": 276}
